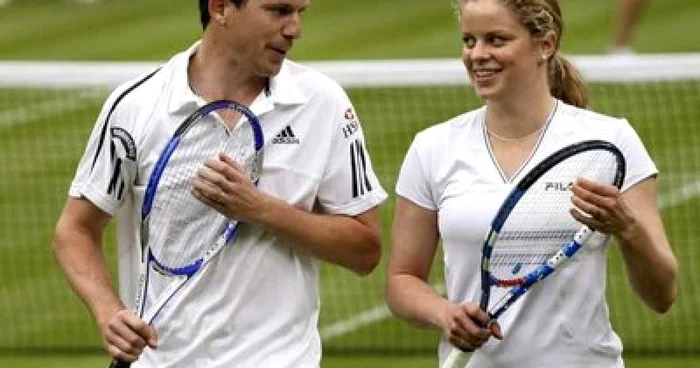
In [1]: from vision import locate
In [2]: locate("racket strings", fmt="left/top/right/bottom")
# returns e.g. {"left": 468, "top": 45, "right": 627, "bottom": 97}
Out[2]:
{"left": 489, "top": 149, "right": 618, "bottom": 283}
{"left": 148, "top": 115, "right": 258, "bottom": 271}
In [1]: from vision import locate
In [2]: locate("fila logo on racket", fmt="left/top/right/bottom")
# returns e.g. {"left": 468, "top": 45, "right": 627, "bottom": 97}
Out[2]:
{"left": 272, "top": 125, "right": 300, "bottom": 144}
{"left": 544, "top": 181, "right": 573, "bottom": 191}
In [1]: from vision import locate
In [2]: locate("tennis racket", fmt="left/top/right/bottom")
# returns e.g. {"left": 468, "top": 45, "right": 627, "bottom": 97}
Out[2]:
{"left": 443, "top": 139, "right": 626, "bottom": 368}
{"left": 109, "top": 100, "right": 264, "bottom": 368}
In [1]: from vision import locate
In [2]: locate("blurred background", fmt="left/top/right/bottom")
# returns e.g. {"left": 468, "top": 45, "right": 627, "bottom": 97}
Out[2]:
{"left": 0, "top": 0, "right": 699, "bottom": 367}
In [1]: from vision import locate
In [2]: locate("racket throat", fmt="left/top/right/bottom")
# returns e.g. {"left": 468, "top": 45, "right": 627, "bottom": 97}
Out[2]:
{"left": 142, "top": 274, "right": 190, "bottom": 324}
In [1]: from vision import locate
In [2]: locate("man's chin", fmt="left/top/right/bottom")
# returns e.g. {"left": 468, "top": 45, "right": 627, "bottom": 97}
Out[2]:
{"left": 260, "top": 60, "right": 284, "bottom": 77}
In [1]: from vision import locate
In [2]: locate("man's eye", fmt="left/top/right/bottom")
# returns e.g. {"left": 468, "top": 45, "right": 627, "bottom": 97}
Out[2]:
{"left": 268, "top": 6, "right": 293, "bottom": 16}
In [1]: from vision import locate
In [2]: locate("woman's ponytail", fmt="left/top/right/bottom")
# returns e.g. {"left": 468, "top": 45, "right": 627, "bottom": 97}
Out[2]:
{"left": 549, "top": 54, "right": 588, "bottom": 108}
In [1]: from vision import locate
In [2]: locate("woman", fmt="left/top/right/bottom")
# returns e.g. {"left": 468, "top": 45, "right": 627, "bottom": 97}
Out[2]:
{"left": 385, "top": 0, "right": 678, "bottom": 367}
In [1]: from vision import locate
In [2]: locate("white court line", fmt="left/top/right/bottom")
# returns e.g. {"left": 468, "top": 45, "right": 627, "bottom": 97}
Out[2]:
{"left": 320, "top": 304, "right": 392, "bottom": 341}
{"left": 320, "top": 179, "right": 700, "bottom": 341}
{"left": 658, "top": 179, "right": 700, "bottom": 209}
{"left": 0, "top": 89, "right": 103, "bottom": 129}
{"left": 321, "top": 283, "right": 445, "bottom": 341}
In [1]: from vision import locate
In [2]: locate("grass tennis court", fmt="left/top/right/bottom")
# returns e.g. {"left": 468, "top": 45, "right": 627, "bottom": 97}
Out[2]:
{"left": 1, "top": 0, "right": 699, "bottom": 367}
{"left": 1, "top": 354, "right": 700, "bottom": 368}
{"left": 1, "top": 0, "right": 699, "bottom": 60}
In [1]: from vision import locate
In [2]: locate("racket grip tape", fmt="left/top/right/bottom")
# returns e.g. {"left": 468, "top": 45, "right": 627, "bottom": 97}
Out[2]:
{"left": 108, "top": 359, "right": 132, "bottom": 368}
{"left": 443, "top": 348, "right": 473, "bottom": 368}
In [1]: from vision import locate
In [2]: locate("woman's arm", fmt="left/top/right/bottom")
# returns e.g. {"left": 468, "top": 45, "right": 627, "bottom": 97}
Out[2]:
{"left": 571, "top": 176, "right": 678, "bottom": 313}
{"left": 385, "top": 197, "right": 495, "bottom": 350}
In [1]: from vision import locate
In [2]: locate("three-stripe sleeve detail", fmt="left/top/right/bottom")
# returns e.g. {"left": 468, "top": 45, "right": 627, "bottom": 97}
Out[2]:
{"left": 350, "top": 139, "right": 372, "bottom": 198}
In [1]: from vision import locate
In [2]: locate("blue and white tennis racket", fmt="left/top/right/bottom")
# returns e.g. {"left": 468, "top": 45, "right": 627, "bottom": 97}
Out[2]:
{"left": 443, "top": 140, "right": 626, "bottom": 368}
{"left": 109, "top": 100, "right": 264, "bottom": 368}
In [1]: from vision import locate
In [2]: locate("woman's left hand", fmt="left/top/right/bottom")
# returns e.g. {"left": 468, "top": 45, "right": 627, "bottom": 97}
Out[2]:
{"left": 569, "top": 177, "right": 635, "bottom": 236}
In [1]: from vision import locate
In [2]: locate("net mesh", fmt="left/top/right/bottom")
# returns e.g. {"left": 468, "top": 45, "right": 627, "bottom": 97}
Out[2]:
{"left": 0, "top": 55, "right": 698, "bottom": 354}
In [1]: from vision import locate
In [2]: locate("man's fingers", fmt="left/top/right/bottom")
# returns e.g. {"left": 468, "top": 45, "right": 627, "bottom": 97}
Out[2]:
{"left": 105, "top": 343, "right": 139, "bottom": 363}
{"left": 104, "top": 310, "right": 158, "bottom": 362}
{"left": 121, "top": 313, "right": 158, "bottom": 348}
{"left": 145, "top": 324, "right": 159, "bottom": 348}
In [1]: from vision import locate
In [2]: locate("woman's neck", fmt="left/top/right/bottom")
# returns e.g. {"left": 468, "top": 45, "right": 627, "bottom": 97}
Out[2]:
{"left": 485, "top": 96, "right": 556, "bottom": 140}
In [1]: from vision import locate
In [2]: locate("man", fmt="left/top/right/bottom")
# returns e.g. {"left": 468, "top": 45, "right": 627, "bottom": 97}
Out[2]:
{"left": 53, "top": 0, "right": 387, "bottom": 366}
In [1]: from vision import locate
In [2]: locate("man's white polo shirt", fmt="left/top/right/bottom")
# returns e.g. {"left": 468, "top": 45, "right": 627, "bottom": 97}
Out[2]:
{"left": 69, "top": 41, "right": 387, "bottom": 367}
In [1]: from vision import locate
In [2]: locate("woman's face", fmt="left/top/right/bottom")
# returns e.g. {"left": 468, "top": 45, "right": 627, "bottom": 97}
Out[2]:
{"left": 460, "top": 0, "right": 550, "bottom": 101}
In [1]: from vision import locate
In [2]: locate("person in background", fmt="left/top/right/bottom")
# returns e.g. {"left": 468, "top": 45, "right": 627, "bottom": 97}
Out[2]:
{"left": 611, "top": 0, "right": 649, "bottom": 54}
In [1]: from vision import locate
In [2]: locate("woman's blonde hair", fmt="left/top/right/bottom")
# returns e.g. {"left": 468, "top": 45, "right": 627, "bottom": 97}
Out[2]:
{"left": 454, "top": 0, "right": 589, "bottom": 108}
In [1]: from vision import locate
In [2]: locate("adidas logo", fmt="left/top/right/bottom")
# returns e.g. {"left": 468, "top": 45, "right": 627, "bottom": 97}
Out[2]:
{"left": 272, "top": 125, "right": 300, "bottom": 144}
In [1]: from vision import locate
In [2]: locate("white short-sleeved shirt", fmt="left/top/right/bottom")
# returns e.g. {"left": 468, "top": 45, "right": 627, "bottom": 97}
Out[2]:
{"left": 396, "top": 100, "right": 656, "bottom": 368}
{"left": 69, "top": 41, "right": 387, "bottom": 368}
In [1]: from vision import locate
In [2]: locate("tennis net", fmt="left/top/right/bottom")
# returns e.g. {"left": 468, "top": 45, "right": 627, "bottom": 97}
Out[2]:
{"left": 0, "top": 54, "right": 698, "bottom": 354}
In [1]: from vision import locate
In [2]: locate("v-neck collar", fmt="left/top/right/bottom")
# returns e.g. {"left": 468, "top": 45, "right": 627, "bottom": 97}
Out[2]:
{"left": 482, "top": 99, "right": 559, "bottom": 184}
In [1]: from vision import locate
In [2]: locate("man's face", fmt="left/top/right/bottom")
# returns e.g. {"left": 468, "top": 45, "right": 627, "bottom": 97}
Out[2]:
{"left": 222, "top": 0, "right": 309, "bottom": 77}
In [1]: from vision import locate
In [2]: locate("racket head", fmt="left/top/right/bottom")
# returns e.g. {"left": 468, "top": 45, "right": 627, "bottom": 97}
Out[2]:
{"left": 134, "top": 100, "right": 264, "bottom": 316}
{"left": 479, "top": 140, "right": 626, "bottom": 313}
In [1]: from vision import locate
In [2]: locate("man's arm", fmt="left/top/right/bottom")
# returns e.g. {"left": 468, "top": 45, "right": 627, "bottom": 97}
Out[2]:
{"left": 53, "top": 198, "right": 120, "bottom": 328}
{"left": 192, "top": 154, "right": 382, "bottom": 276}
{"left": 255, "top": 199, "right": 382, "bottom": 276}
{"left": 53, "top": 197, "right": 156, "bottom": 362}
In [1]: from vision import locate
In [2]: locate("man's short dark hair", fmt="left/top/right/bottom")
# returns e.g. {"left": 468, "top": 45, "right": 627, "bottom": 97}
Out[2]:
{"left": 198, "top": 0, "right": 248, "bottom": 30}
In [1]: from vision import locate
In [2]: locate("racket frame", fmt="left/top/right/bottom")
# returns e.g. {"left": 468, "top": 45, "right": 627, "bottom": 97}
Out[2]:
{"left": 110, "top": 100, "right": 263, "bottom": 368}
{"left": 443, "top": 140, "right": 626, "bottom": 368}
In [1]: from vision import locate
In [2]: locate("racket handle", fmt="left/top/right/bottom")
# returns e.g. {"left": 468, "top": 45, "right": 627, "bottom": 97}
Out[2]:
{"left": 443, "top": 348, "right": 473, "bottom": 368}
{"left": 108, "top": 359, "right": 131, "bottom": 368}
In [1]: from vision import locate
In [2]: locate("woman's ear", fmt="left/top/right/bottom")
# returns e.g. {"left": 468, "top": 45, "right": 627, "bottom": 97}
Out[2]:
{"left": 539, "top": 29, "right": 557, "bottom": 60}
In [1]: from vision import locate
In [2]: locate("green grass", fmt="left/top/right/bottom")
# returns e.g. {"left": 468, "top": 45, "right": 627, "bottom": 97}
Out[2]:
{"left": 0, "top": 354, "right": 699, "bottom": 368}
{"left": 1, "top": 0, "right": 699, "bottom": 366}
{"left": 0, "top": 0, "right": 698, "bottom": 60}
{"left": 1, "top": 78, "right": 698, "bottom": 359}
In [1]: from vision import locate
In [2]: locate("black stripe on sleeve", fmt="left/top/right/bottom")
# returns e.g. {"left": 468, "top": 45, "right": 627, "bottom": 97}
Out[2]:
{"left": 89, "top": 68, "right": 160, "bottom": 173}
{"left": 350, "top": 139, "right": 375, "bottom": 198}
{"left": 350, "top": 141, "right": 358, "bottom": 198}
{"left": 107, "top": 158, "right": 123, "bottom": 197}
{"left": 117, "top": 181, "right": 125, "bottom": 200}
{"left": 357, "top": 140, "right": 373, "bottom": 192}
{"left": 355, "top": 140, "right": 364, "bottom": 196}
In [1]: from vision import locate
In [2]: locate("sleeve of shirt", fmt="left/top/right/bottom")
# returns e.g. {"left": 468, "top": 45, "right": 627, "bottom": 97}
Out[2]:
{"left": 615, "top": 118, "right": 658, "bottom": 192}
{"left": 68, "top": 87, "right": 139, "bottom": 216}
{"left": 395, "top": 131, "right": 438, "bottom": 211}
{"left": 316, "top": 95, "right": 387, "bottom": 216}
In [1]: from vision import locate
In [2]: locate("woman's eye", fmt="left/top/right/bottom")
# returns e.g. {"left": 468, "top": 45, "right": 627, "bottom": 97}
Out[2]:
{"left": 489, "top": 36, "right": 506, "bottom": 46}
{"left": 462, "top": 36, "right": 476, "bottom": 48}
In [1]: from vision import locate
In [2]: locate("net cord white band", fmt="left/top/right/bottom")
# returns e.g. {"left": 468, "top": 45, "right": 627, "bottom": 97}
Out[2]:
{"left": 1, "top": 54, "right": 699, "bottom": 88}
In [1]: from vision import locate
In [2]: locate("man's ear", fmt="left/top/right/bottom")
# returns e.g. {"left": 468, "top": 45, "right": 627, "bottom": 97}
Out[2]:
{"left": 209, "top": 0, "right": 229, "bottom": 27}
